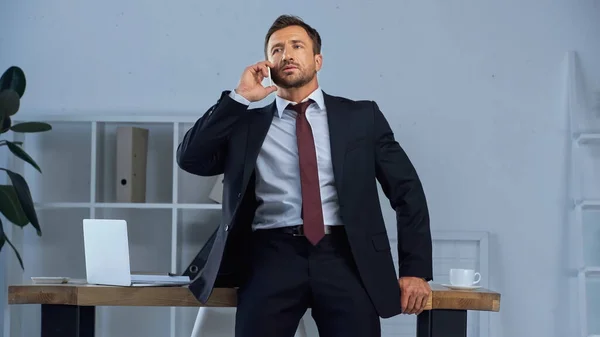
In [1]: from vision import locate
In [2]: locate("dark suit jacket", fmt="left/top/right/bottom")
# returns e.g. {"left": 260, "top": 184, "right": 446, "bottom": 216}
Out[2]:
{"left": 176, "top": 90, "right": 433, "bottom": 318}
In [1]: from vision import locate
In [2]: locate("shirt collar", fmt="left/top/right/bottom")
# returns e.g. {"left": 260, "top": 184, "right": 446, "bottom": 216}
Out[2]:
{"left": 274, "top": 87, "right": 325, "bottom": 118}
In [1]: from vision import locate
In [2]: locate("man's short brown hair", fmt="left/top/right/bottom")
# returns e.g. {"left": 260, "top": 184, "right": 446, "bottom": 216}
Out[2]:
{"left": 264, "top": 15, "right": 322, "bottom": 58}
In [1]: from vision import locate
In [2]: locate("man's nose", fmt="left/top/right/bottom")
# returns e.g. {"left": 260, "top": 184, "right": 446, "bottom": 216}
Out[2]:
{"left": 281, "top": 48, "right": 293, "bottom": 62}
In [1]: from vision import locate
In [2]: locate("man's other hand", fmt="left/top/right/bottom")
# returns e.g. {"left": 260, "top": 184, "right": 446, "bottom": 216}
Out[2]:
{"left": 399, "top": 277, "right": 431, "bottom": 315}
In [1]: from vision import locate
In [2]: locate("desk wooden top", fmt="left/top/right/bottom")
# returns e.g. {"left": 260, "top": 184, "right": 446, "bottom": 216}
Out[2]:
{"left": 8, "top": 283, "right": 500, "bottom": 312}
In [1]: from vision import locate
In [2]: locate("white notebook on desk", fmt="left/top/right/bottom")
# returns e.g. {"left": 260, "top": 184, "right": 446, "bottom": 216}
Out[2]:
{"left": 82, "top": 218, "right": 190, "bottom": 287}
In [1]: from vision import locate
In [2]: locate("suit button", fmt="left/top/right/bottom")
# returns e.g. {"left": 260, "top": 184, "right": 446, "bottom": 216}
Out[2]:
{"left": 237, "top": 193, "right": 241, "bottom": 198}
{"left": 224, "top": 224, "right": 229, "bottom": 231}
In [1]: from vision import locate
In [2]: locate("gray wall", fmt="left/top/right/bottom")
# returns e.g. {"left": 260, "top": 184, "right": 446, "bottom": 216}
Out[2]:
{"left": 2, "top": 1, "right": 600, "bottom": 337}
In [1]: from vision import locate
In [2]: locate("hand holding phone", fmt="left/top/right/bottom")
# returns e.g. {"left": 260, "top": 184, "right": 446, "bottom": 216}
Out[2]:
{"left": 234, "top": 61, "right": 277, "bottom": 102}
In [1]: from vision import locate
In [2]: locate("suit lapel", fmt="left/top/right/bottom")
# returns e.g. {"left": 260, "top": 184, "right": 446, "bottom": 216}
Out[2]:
{"left": 241, "top": 102, "right": 275, "bottom": 190}
{"left": 323, "top": 92, "right": 349, "bottom": 196}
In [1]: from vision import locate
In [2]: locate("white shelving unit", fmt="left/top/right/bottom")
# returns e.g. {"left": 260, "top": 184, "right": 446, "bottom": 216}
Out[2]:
{"left": 565, "top": 50, "right": 600, "bottom": 337}
{"left": 4, "top": 113, "right": 224, "bottom": 337}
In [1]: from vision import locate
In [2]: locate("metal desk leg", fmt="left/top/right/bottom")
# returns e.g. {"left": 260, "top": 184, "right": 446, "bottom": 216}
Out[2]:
{"left": 190, "top": 307, "right": 208, "bottom": 337}
{"left": 41, "top": 304, "right": 95, "bottom": 337}
{"left": 416, "top": 309, "right": 467, "bottom": 337}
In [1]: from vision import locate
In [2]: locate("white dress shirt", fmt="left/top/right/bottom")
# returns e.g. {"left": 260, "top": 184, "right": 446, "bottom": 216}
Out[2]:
{"left": 229, "top": 88, "right": 343, "bottom": 230}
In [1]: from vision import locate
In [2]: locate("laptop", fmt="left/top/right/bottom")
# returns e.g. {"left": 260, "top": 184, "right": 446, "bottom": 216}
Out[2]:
{"left": 82, "top": 218, "right": 190, "bottom": 287}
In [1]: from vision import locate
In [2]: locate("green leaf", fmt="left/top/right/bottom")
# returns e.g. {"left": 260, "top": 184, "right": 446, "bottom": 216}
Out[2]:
{"left": 0, "top": 185, "right": 29, "bottom": 226}
{"left": 0, "top": 168, "right": 42, "bottom": 236}
{"left": 0, "top": 218, "right": 24, "bottom": 270}
{"left": 0, "top": 116, "right": 11, "bottom": 133}
{"left": 10, "top": 122, "right": 52, "bottom": 133}
{"left": 0, "top": 141, "right": 23, "bottom": 146}
{"left": 0, "top": 66, "right": 26, "bottom": 98}
{"left": 0, "top": 220, "right": 5, "bottom": 255}
{"left": 5, "top": 235, "right": 23, "bottom": 270}
{"left": 0, "top": 90, "right": 20, "bottom": 117}
{"left": 6, "top": 141, "right": 41, "bottom": 173}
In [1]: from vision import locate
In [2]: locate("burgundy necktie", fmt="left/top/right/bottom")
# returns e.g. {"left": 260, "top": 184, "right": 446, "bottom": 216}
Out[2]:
{"left": 288, "top": 100, "right": 325, "bottom": 245}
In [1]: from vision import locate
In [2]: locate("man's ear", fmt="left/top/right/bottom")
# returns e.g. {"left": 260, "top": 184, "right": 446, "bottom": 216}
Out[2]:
{"left": 315, "top": 54, "right": 323, "bottom": 71}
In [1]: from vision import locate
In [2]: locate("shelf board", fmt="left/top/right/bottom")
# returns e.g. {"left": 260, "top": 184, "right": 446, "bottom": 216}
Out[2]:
{"left": 176, "top": 203, "right": 222, "bottom": 210}
{"left": 33, "top": 202, "right": 222, "bottom": 210}
{"left": 14, "top": 113, "right": 202, "bottom": 123}
{"left": 579, "top": 267, "right": 600, "bottom": 276}
{"left": 34, "top": 202, "right": 91, "bottom": 209}
{"left": 575, "top": 200, "right": 600, "bottom": 209}
{"left": 576, "top": 133, "right": 600, "bottom": 143}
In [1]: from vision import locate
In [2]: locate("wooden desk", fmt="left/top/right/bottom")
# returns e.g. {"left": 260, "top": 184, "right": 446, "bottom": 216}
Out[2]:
{"left": 8, "top": 283, "right": 500, "bottom": 337}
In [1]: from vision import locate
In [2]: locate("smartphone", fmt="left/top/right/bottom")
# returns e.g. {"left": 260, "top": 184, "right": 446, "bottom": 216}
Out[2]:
{"left": 268, "top": 67, "right": 272, "bottom": 86}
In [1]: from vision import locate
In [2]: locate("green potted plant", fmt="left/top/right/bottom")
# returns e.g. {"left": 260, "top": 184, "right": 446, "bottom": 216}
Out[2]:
{"left": 0, "top": 66, "right": 51, "bottom": 269}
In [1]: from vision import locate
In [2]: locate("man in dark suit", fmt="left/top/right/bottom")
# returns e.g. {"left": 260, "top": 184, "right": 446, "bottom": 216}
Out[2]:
{"left": 177, "top": 14, "right": 433, "bottom": 337}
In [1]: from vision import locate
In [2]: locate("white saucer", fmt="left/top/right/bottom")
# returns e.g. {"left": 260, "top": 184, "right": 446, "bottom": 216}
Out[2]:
{"left": 441, "top": 284, "right": 481, "bottom": 290}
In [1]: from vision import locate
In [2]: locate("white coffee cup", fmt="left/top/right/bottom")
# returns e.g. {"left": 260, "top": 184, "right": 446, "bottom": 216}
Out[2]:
{"left": 449, "top": 269, "right": 481, "bottom": 286}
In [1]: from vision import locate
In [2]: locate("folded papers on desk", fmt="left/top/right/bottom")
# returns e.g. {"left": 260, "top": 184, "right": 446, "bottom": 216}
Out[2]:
{"left": 30, "top": 274, "right": 190, "bottom": 287}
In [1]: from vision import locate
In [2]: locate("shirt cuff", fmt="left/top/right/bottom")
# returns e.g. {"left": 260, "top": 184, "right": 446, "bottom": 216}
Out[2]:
{"left": 229, "top": 89, "right": 251, "bottom": 106}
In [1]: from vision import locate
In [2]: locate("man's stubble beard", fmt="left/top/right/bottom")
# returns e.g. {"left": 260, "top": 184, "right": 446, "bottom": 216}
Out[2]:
{"left": 272, "top": 68, "right": 317, "bottom": 89}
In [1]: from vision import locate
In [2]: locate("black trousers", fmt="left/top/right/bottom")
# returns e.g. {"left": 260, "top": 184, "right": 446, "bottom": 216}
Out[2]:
{"left": 234, "top": 227, "right": 381, "bottom": 337}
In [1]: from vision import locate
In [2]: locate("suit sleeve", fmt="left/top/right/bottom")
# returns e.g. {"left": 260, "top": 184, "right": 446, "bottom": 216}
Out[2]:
{"left": 372, "top": 101, "right": 433, "bottom": 281}
{"left": 176, "top": 90, "right": 249, "bottom": 176}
